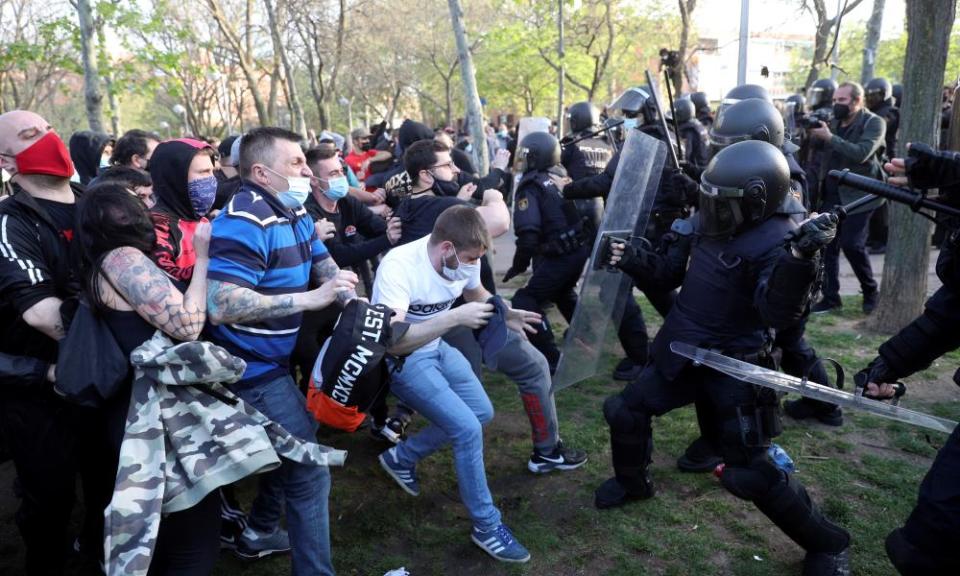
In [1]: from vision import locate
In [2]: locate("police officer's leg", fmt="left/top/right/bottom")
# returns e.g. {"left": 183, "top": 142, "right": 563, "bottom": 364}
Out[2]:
{"left": 596, "top": 364, "right": 697, "bottom": 509}
{"left": 886, "top": 423, "right": 960, "bottom": 574}
{"left": 676, "top": 393, "right": 724, "bottom": 473}
{"left": 706, "top": 372, "right": 850, "bottom": 572}
{"left": 617, "top": 296, "right": 649, "bottom": 365}
{"left": 779, "top": 320, "right": 843, "bottom": 424}
{"left": 512, "top": 253, "right": 583, "bottom": 371}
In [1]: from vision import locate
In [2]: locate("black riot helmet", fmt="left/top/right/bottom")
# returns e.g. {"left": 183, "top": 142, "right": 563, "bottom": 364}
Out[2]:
{"left": 698, "top": 140, "right": 790, "bottom": 238}
{"left": 608, "top": 87, "right": 651, "bottom": 117}
{"left": 807, "top": 78, "right": 838, "bottom": 110}
{"left": 690, "top": 91, "right": 710, "bottom": 113}
{"left": 865, "top": 77, "right": 893, "bottom": 111}
{"left": 717, "top": 84, "right": 771, "bottom": 119}
{"left": 709, "top": 98, "right": 785, "bottom": 153}
{"left": 892, "top": 83, "right": 903, "bottom": 108}
{"left": 786, "top": 93, "right": 806, "bottom": 112}
{"left": 567, "top": 101, "right": 600, "bottom": 133}
{"left": 519, "top": 131, "right": 561, "bottom": 172}
{"left": 724, "top": 84, "right": 772, "bottom": 103}
{"left": 670, "top": 98, "right": 696, "bottom": 124}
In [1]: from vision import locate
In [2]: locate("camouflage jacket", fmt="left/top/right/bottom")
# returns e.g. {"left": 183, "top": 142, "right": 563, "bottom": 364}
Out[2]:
{"left": 104, "top": 332, "right": 347, "bottom": 576}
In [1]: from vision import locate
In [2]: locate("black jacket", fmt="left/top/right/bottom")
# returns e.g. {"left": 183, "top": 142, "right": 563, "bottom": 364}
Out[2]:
{"left": 304, "top": 194, "right": 390, "bottom": 269}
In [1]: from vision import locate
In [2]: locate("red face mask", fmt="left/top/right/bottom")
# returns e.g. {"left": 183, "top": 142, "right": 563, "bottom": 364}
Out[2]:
{"left": 11, "top": 131, "right": 75, "bottom": 178}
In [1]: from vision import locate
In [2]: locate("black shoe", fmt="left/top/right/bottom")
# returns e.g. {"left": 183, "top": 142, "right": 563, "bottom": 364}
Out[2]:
{"left": 784, "top": 398, "right": 844, "bottom": 426}
{"left": 862, "top": 290, "right": 879, "bottom": 315}
{"left": 527, "top": 440, "right": 588, "bottom": 473}
{"left": 811, "top": 300, "right": 842, "bottom": 314}
{"left": 803, "top": 547, "right": 850, "bottom": 576}
{"left": 594, "top": 476, "right": 654, "bottom": 509}
{"left": 613, "top": 358, "right": 643, "bottom": 381}
{"left": 676, "top": 437, "right": 723, "bottom": 473}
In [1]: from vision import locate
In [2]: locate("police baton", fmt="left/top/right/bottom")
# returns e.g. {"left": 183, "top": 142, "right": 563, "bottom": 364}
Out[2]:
{"left": 828, "top": 169, "right": 960, "bottom": 219}
{"left": 560, "top": 119, "right": 624, "bottom": 149}
{"left": 644, "top": 70, "right": 681, "bottom": 170}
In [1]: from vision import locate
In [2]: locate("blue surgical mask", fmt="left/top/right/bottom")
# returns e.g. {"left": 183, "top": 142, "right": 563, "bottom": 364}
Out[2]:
{"left": 622, "top": 118, "right": 638, "bottom": 130}
{"left": 442, "top": 248, "right": 479, "bottom": 282}
{"left": 263, "top": 165, "right": 311, "bottom": 208}
{"left": 99, "top": 155, "right": 111, "bottom": 169}
{"left": 187, "top": 175, "right": 218, "bottom": 217}
{"left": 322, "top": 176, "right": 349, "bottom": 200}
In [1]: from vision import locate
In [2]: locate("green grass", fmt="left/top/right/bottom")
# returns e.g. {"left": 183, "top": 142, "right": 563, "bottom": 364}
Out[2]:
{"left": 199, "top": 294, "right": 960, "bottom": 575}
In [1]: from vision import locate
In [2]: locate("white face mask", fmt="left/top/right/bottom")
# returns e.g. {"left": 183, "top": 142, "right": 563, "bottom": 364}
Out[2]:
{"left": 442, "top": 247, "right": 479, "bottom": 282}
{"left": 264, "top": 165, "right": 311, "bottom": 208}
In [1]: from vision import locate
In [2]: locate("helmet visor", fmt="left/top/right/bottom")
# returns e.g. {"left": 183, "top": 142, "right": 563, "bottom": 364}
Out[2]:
{"left": 698, "top": 180, "right": 744, "bottom": 237}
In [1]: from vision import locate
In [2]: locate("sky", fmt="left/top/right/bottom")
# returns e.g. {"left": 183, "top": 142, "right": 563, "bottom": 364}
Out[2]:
{"left": 695, "top": 0, "right": 907, "bottom": 42}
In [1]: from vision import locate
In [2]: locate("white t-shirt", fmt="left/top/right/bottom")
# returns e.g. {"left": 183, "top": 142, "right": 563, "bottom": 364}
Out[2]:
{"left": 372, "top": 235, "right": 480, "bottom": 352}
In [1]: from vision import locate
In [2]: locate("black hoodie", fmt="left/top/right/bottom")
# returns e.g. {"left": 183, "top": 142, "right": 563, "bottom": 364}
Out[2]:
{"left": 69, "top": 131, "right": 112, "bottom": 185}
{"left": 365, "top": 120, "right": 435, "bottom": 189}
{"left": 147, "top": 138, "right": 212, "bottom": 287}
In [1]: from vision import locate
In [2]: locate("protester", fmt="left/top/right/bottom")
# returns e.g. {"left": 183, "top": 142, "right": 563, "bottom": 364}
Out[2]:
{"left": 148, "top": 138, "right": 219, "bottom": 286}
{"left": 97, "top": 164, "right": 155, "bottom": 207}
{"left": 373, "top": 204, "right": 540, "bottom": 563}
{"left": 110, "top": 129, "right": 161, "bottom": 171}
{"left": 345, "top": 127, "right": 392, "bottom": 181}
{"left": 0, "top": 110, "right": 110, "bottom": 574}
{"left": 205, "top": 126, "right": 358, "bottom": 574}
{"left": 76, "top": 183, "right": 221, "bottom": 574}
{"left": 215, "top": 135, "right": 240, "bottom": 182}
{"left": 69, "top": 130, "right": 114, "bottom": 185}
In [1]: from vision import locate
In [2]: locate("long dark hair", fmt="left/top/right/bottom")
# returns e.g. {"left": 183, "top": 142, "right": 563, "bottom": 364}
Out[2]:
{"left": 76, "top": 183, "right": 157, "bottom": 311}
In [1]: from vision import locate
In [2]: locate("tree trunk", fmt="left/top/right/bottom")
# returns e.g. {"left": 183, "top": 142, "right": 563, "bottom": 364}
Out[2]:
{"left": 264, "top": 0, "right": 306, "bottom": 137}
{"left": 206, "top": 0, "right": 269, "bottom": 125}
{"left": 869, "top": 0, "right": 956, "bottom": 332}
{"left": 675, "top": 0, "right": 697, "bottom": 96}
{"left": 861, "top": 0, "right": 885, "bottom": 84}
{"left": 95, "top": 18, "right": 121, "bottom": 135}
{"left": 76, "top": 0, "right": 104, "bottom": 132}
{"left": 447, "top": 0, "right": 488, "bottom": 175}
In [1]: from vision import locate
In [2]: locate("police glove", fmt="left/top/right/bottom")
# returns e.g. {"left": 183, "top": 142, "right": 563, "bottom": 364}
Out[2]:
{"left": 671, "top": 170, "right": 699, "bottom": 206}
{"left": 785, "top": 212, "right": 838, "bottom": 258}
{"left": 855, "top": 357, "right": 904, "bottom": 400}
{"left": 503, "top": 252, "right": 532, "bottom": 283}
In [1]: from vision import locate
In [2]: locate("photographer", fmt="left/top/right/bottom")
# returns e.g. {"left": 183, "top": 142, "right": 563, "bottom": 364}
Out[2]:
{"left": 808, "top": 81, "right": 886, "bottom": 314}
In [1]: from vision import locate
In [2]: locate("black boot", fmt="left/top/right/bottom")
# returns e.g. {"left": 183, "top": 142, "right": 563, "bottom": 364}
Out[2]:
{"left": 594, "top": 476, "right": 654, "bottom": 509}
{"left": 677, "top": 436, "right": 724, "bottom": 473}
{"left": 803, "top": 547, "right": 850, "bottom": 576}
{"left": 784, "top": 397, "right": 843, "bottom": 426}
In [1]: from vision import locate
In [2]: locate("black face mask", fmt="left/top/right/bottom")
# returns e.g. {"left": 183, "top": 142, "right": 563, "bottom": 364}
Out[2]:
{"left": 360, "top": 140, "right": 373, "bottom": 152}
{"left": 833, "top": 103, "right": 851, "bottom": 121}
{"left": 430, "top": 172, "right": 460, "bottom": 197}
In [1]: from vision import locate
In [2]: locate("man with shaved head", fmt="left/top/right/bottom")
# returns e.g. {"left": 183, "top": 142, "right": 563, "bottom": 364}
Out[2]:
{"left": 0, "top": 110, "right": 107, "bottom": 573}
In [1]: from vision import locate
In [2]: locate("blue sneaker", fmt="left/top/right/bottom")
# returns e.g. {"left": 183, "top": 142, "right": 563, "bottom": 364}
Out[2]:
{"left": 378, "top": 446, "right": 420, "bottom": 496}
{"left": 471, "top": 524, "right": 530, "bottom": 563}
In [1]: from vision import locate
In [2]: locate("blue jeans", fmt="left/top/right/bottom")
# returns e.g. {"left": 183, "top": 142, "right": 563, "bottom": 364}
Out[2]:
{"left": 390, "top": 341, "right": 501, "bottom": 531}
{"left": 230, "top": 374, "right": 334, "bottom": 576}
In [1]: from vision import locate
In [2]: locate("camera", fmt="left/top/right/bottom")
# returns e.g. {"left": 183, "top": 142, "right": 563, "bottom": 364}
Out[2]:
{"left": 800, "top": 108, "right": 833, "bottom": 130}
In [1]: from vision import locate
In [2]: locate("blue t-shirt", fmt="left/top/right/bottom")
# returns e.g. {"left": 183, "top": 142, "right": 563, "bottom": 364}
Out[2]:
{"left": 206, "top": 183, "right": 330, "bottom": 385}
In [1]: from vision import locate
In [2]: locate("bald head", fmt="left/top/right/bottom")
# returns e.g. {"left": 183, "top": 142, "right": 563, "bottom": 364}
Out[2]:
{"left": 0, "top": 110, "right": 53, "bottom": 157}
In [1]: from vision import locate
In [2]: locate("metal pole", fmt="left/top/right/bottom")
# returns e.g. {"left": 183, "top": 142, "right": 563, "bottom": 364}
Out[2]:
{"left": 737, "top": 0, "right": 749, "bottom": 85}
{"left": 557, "top": 0, "right": 565, "bottom": 138}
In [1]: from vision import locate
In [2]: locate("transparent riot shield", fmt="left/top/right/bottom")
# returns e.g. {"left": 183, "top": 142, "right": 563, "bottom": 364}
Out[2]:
{"left": 510, "top": 117, "right": 551, "bottom": 210}
{"left": 782, "top": 101, "right": 802, "bottom": 150}
{"left": 552, "top": 129, "right": 667, "bottom": 392}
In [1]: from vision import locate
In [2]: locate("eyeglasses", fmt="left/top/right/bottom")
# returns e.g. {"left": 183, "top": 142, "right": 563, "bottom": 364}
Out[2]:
{"left": 430, "top": 161, "right": 456, "bottom": 171}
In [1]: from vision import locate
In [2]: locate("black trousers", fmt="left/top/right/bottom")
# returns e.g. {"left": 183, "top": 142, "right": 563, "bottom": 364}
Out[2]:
{"left": 512, "top": 245, "right": 649, "bottom": 369}
{"left": 886, "top": 423, "right": 960, "bottom": 574}
{"left": 0, "top": 392, "right": 113, "bottom": 575}
{"left": 822, "top": 207, "right": 878, "bottom": 304}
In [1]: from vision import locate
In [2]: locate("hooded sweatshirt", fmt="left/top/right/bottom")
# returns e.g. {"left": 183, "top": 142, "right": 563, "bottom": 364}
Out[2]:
{"left": 364, "top": 120, "right": 435, "bottom": 190}
{"left": 69, "top": 131, "right": 113, "bottom": 185}
{"left": 148, "top": 139, "right": 213, "bottom": 287}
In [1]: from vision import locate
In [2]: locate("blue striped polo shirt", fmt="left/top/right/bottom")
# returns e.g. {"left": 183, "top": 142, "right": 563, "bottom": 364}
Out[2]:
{"left": 206, "top": 183, "right": 329, "bottom": 385}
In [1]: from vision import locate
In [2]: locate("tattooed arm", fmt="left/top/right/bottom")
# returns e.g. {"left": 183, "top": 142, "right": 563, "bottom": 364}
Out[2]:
{"left": 22, "top": 297, "right": 66, "bottom": 340}
{"left": 207, "top": 271, "right": 359, "bottom": 325}
{"left": 101, "top": 246, "right": 207, "bottom": 341}
{"left": 311, "top": 257, "right": 359, "bottom": 307}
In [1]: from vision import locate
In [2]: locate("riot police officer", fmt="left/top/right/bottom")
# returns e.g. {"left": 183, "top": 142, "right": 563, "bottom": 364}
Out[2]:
{"left": 595, "top": 140, "right": 850, "bottom": 575}
{"left": 671, "top": 97, "right": 710, "bottom": 172}
{"left": 562, "top": 101, "right": 614, "bottom": 180}
{"left": 690, "top": 91, "right": 714, "bottom": 128}
{"left": 505, "top": 132, "right": 646, "bottom": 373}
{"left": 864, "top": 78, "right": 900, "bottom": 254}
{"left": 675, "top": 97, "right": 842, "bottom": 473}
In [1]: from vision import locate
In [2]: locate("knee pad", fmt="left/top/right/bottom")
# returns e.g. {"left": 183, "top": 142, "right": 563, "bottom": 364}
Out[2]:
{"left": 720, "top": 456, "right": 783, "bottom": 501}
{"left": 603, "top": 394, "right": 637, "bottom": 433}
